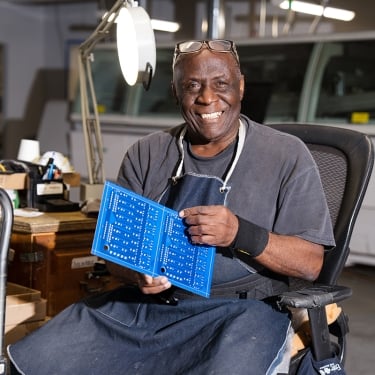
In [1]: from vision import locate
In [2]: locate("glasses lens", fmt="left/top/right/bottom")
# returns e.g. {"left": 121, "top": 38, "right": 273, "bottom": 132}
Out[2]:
{"left": 178, "top": 41, "right": 204, "bottom": 53}
{"left": 207, "top": 40, "right": 232, "bottom": 51}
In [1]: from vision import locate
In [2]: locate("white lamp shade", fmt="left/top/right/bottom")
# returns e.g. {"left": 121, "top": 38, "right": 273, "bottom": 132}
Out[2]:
{"left": 116, "top": 5, "right": 156, "bottom": 86}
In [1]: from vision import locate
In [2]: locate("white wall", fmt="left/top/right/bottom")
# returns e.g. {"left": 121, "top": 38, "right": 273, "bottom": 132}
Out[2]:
{"left": 0, "top": 2, "right": 44, "bottom": 120}
{"left": 0, "top": 2, "right": 96, "bottom": 122}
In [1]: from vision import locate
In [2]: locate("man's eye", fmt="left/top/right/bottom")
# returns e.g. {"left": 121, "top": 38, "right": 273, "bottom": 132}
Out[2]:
{"left": 216, "top": 80, "right": 228, "bottom": 88}
{"left": 184, "top": 82, "right": 200, "bottom": 91}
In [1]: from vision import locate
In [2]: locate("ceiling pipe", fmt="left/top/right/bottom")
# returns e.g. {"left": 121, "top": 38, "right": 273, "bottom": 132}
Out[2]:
{"left": 259, "top": 0, "right": 267, "bottom": 37}
{"left": 206, "top": 0, "right": 225, "bottom": 39}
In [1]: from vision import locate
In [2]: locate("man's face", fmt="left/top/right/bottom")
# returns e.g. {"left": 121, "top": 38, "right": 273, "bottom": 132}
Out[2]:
{"left": 172, "top": 49, "right": 244, "bottom": 145}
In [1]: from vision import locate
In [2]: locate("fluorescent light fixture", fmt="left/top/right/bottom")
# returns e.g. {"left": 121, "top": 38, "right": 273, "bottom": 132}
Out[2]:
{"left": 151, "top": 19, "right": 180, "bottom": 32}
{"left": 278, "top": 1, "right": 355, "bottom": 21}
{"left": 323, "top": 7, "right": 355, "bottom": 22}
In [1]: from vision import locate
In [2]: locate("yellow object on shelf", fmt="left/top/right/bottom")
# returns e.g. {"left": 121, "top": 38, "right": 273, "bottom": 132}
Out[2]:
{"left": 351, "top": 112, "right": 370, "bottom": 124}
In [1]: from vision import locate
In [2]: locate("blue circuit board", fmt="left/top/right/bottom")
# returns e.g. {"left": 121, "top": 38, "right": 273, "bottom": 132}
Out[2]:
{"left": 91, "top": 181, "right": 215, "bottom": 297}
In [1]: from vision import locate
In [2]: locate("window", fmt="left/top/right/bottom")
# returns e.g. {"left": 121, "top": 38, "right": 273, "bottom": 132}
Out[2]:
{"left": 71, "top": 45, "right": 180, "bottom": 119}
{"left": 316, "top": 40, "right": 375, "bottom": 124}
{"left": 238, "top": 42, "right": 313, "bottom": 123}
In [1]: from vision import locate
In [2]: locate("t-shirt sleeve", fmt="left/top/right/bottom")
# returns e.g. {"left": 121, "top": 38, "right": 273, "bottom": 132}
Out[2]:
{"left": 273, "top": 153, "right": 335, "bottom": 248}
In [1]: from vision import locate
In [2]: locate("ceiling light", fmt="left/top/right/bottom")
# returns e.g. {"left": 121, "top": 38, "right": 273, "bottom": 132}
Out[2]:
{"left": 277, "top": 1, "right": 355, "bottom": 21}
{"left": 151, "top": 19, "right": 180, "bottom": 33}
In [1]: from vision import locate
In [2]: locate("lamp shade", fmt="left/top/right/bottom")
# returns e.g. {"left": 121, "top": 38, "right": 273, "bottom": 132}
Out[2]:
{"left": 116, "top": 4, "right": 156, "bottom": 87}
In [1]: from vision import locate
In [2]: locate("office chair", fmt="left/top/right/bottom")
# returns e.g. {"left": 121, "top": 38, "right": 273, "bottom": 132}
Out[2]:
{"left": 267, "top": 123, "right": 374, "bottom": 374}
{"left": 0, "top": 189, "right": 14, "bottom": 375}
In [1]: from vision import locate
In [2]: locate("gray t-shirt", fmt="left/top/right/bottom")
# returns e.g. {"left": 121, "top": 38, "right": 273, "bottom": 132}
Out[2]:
{"left": 117, "top": 115, "right": 335, "bottom": 283}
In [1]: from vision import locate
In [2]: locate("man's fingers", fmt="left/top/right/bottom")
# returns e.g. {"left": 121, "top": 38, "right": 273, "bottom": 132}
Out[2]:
{"left": 138, "top": 275, "right": 172, "bottom": 295}
{"left": 179, "top": 205, "right": 217, "bottom": 218}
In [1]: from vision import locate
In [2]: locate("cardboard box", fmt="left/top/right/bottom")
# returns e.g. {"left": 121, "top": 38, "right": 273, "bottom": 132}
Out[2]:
{"left": 6, "top": 283, "right": 41, "bottom": 304}
{"left": 5, "top": 283, "right": 47, "bottom": 327}
{"left": 0, "top": 173, "right": 27, "bottom": 190}
{"left": 3, "top": 283, "right": 49, "bottom": 346}
{"left": 5, "top": 317, "right": 50, "bottom": 346}
{"left": 62, "top": 172, "right": 80, "bottom": 187}
{"left": 0, "top": 172, "right": 80, "bottom": 190}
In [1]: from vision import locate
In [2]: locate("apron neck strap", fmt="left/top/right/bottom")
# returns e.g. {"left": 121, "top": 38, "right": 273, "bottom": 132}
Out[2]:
{"left": 222, "top": 119, "right": 246, "bottom": 191}
{"left": 173, "top": 120, "right": 246, "bottom": 188}
{"left": 174, "top": 127, "right": 187, "bottom": 181}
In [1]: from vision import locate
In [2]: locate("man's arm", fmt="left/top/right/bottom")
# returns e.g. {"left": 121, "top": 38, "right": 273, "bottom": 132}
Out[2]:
{"left": 180, "top": 205, "right": 324, "bottom": 282}
{"left": 107, "top": 203, "right": 323, "bottom": 295}
{"left": 255, "top": 233, "right": 323, "bottom": 281}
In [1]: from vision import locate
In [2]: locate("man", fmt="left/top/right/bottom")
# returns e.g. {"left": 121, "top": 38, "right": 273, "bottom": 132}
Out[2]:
{"left": 8, "top": 40, "right": 335, "bottom": 375}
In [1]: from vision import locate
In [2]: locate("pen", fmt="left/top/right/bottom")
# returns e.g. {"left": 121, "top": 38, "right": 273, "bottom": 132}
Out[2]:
{"left": 47, "top": 161, "right": 54, "bottom": 180}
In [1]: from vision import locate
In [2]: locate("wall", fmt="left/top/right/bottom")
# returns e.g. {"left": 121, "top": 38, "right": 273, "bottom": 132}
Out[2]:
{"left": 0, "top": 1, "right": 96, "bottom": 123}
{"left": 1, "top": 0, "right": 373, "bottom": 125}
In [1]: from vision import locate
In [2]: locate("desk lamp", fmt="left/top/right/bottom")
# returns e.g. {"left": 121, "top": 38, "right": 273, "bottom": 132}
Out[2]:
{"left": 78, "top": 0, "right": 156, "bottom": 200}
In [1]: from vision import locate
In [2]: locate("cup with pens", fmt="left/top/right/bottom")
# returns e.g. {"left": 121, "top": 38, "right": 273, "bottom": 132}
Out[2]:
{"left": 27, "top": 156, "right": 79, "bottom": 212}
{"left": 42, "top": 157, "right": 62, "bottom": 181}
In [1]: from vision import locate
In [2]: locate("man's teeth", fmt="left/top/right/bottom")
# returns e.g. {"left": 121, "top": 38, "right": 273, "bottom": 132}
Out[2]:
{"left": 201, "top": 112, "right": 222, "bottom": 119}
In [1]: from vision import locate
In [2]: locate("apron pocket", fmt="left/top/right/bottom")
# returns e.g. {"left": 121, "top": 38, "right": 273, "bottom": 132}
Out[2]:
{"left": 84, "top": 286, "right": 144, "bottom": 327}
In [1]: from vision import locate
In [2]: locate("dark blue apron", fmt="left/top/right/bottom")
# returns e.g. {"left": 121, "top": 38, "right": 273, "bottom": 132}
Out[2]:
{"left": 158, "top": 122, "right": 253, "bottom": 288}
{"left": 158, "top": 122, "right": 288, "bottom": 298}
{"left": 8, "top": 121, "right": 291, "bottom": 375}
{"left": 158, "top": 122, "right": 246, "bottom": 210}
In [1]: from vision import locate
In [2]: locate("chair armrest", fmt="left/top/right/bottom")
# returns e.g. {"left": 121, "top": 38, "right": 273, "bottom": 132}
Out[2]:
{"left": 277, "top": 284, "right": 352, "bottom": 309}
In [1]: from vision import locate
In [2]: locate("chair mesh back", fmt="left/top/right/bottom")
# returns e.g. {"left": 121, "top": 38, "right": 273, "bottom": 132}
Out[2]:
{"left": 268, "top": 122, "right": 374, "bottom": 285}
{"left": 307, "top": 144, "right": 347, "bottom": 230}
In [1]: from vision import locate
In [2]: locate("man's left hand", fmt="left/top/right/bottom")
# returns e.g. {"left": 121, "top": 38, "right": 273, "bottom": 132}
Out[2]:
{"left": 179, "top": 205, "right": 238, "bottom": 247}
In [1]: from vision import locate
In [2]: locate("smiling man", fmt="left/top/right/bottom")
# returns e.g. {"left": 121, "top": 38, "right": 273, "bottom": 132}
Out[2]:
{"left": 8, "top": 40, "right": 335, "bottom": 375}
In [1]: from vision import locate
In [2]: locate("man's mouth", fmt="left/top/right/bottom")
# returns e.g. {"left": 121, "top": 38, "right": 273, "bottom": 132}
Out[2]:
{"left": 200, "top": 111, "right": 223, "bottom": 120}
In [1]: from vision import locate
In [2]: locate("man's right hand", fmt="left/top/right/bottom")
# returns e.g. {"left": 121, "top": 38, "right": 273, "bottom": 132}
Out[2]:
{"left": 138, "top": 274, "right": 172, "bottom": 295}
{"left": 106, "top": 261, "right": 172, "bottom": 294}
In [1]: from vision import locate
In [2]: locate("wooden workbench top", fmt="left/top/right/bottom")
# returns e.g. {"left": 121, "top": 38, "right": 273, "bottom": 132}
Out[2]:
{"left": 13, "top": 211, "right": 97, "bottom": 234}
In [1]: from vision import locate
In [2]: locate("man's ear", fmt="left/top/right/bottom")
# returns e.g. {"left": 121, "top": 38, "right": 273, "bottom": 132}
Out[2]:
{"left": 171, "top": 81, "right": 179, "bottom": 105}
{"left": 239, "top": 74, "right": 245, "bottom": 101}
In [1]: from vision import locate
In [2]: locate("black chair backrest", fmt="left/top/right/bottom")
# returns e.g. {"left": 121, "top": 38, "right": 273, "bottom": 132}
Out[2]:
{"left": 268, "top": 123, "right": 374, "bottom": 285}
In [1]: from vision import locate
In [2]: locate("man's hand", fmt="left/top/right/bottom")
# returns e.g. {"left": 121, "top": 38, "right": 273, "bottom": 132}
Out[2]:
{"left": 106, "top": 262, "right": 172, "bottom": 295}
{"left": 137, "top": 274, "right": 172, "bottom": 295}
{"left": 179, "top": 205, "right": 239, "bottom": 247}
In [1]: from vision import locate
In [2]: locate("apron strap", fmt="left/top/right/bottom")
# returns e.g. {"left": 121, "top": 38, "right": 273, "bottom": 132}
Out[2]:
{"left": 221, "top": 119, "right": 246, "bottom": 192}
{"left": 172, "top": 126, "right": 187, "bottom": 183}
{"left": 173, "top": 119, "right": 246, "bottom": 189}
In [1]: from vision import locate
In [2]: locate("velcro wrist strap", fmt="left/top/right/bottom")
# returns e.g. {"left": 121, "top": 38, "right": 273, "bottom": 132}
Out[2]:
{"left": 231, "top": 216, "right": 269, "bottom": 258}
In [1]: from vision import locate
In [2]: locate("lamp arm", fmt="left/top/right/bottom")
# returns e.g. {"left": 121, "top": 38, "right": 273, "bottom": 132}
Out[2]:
{"left": 78, "top": 54, "right": 105, "bottom": 185}
{"left": 86, "top": 59, "right": 105, "bottom": 184}
{"left": 78, "top": 0, "right": 129, "bottom": 186}
{"left": 80, "top": 0, "right": 128, "bottom": 57}
{"left": 77, "top": 0, "right": 155, "bottom": 192}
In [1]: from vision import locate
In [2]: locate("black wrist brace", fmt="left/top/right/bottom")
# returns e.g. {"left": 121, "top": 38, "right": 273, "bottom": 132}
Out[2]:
{"left": 231, "top": 216, "right": 269, "bottom": 258}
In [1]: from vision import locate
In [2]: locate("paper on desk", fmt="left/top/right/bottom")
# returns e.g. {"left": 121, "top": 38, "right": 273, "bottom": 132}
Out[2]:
{"left": 14, "top": 208, "right": 44, "bottom": 217}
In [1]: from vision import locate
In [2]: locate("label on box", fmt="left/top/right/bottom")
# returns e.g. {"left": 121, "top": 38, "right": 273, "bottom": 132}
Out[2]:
{"left": 36, "top": 182, "right": 64, "bottom": 196}
{"left": 71, "top": 255, "right": 98, "bottom": 269}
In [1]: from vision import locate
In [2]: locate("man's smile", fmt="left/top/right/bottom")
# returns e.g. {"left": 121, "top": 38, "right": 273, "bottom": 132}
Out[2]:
{"left": 200, "top": 111, "right": 223, "bottom": 120}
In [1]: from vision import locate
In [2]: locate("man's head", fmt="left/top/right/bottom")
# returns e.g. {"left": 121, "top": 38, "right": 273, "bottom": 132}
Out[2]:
{"left": 172, "top": 40, "right": 240, "bottom": 69}
{"left": 172, "top": 39, "right": 244, "bottom": 148}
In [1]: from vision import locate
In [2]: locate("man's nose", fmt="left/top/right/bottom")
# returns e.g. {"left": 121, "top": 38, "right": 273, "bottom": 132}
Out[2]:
{"left": 197, "top": 85, "right": 217, "bottom": 104}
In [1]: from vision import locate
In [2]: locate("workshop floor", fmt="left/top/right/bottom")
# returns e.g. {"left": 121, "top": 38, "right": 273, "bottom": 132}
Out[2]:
{"left": 338, "top": 265, "right": 375, "bottom": 374}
